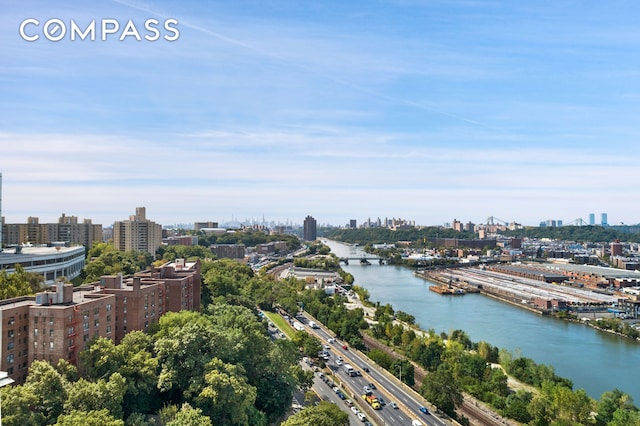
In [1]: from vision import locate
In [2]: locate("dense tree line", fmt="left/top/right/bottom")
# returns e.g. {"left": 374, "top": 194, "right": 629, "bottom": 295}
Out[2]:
{"left": 197, "top": 231, "right": 301, "bottom": 252}
{"left": 81, "top": 242, "right": 154, "bottom": 283}
{"left": 501, "top": 225, "right": 640, "bottom": 243}
{"left": 366, "top": 304, "right": 640, "bottom": 425}
{"left": 324, "top": 227, "right": 477, "bottom": 247}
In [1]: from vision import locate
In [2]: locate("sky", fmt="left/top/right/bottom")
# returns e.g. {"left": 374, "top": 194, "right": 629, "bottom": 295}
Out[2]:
{"left": 1, "top": 1, "right": 640, "bottom": 228}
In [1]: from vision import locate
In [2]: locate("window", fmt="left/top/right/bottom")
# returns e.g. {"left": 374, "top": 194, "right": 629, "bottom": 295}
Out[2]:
{"left": 7, "top": 316, "right": 15, "bottom": 325}
{"left": 83, "top": 320, "right": 89, "bottom": 331}
{"left": 49, "top": 342, "right": 54, "bottom": 350}
{"left": 106, "top": 304, "right": 112, "bottom": 312}
{"left": 68, "top": 327, "right": 74, "bottom": 336}
{"left": 106, "top": 326, "right": 111, "bottom": 334}
{"left": 106, "top": 315, "right": 111, "bottom": 322}
{"left": 49, "top": 317, "right": 54, "bottom": 325}
{"left": 7, "top": 342, "right": 14, "bottom": 350}
{"left": 34, "top": 341, "right": 38, "bottom": 348}
{"left": 7, "top": 354, "right": 14, "bottom": 364}
{"left": 7, "top": 330, "right": 14, "bottom": 338}
{"left": 33, "top": 328, "right": 38, "bottom": 337}
{"left": 49, "top": 329, "right": 54, "bottom": 337}
{"left": 94, "top": 319, "right": 99, "bottom": 327}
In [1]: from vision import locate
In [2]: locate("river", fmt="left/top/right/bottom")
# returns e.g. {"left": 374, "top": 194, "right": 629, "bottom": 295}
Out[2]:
{"left": 323, "top": 239, "right": 640, "bottom": 403}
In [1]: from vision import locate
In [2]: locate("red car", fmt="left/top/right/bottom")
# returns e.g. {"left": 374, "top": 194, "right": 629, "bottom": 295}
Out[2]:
{"left": 342, "top": 345, "right": 348, "bottom": 350}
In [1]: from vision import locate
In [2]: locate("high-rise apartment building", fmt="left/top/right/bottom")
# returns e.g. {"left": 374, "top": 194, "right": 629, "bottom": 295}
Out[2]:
{"left": 303, "top": 215, "right": 317, "bottom": 241}
{"left": 601, "top": 213, "right": 608, "bottom": 226}
{"left": 2, "top": 214, "right": 102, "bottom": 249}
{"left": 113, "top": 207, "right": 162, "bottom": 256}
{"left": 589, "top": 213, "right": 595, "bottom": 225}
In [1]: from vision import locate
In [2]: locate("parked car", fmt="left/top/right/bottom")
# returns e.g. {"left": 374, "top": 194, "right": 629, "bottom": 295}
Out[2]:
{"left": 351, "top": 406, "right": 360, "bottom": 415}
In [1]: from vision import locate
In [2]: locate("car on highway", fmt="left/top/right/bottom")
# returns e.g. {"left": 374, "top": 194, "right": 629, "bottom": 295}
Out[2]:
{"left": 378, "top": 397, "right": 386, "bottom": 406}
{"left": 419, "top": 406, "right": 430, "bottom": 415}
{"left": 342, "top": 344, "right": 348, "bottom": 350}
{"left": 336, "top": 391, "right": 345, "bottom": 400}
{"left": 336, "top": 359, "right": 343, "bottom": 366}
{"left": 351, "top": 406, "right": 360, "bottom": 415}
{"left": 357, "top": 412, "right": 366, "bottom": 421}
{"left": 362, "top": 366, "right": 370, "bottom": 373}
{"left": 367, "top": 382, "right": 376, "bottom": 389}
{"left": 327, "top": 338, "right": 335, "bottom": 343}
{"left": 390, "top": 402, "right": 398, "bottom": 409}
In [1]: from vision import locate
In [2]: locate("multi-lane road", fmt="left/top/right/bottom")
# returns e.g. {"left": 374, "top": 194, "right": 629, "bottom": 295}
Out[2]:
{"left": 293, "top": 312, "right": 451, "bottom": 426}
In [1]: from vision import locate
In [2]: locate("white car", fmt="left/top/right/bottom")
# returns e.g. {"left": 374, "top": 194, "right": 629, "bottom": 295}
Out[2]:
{"left": 350, "top": 406, "right": 360, "bottom": 415}
{"left": 357, "top": 412, "right": 366, "bottom": 421}
{"left": 336, "top": 359, "right": 343, "bottom": 366}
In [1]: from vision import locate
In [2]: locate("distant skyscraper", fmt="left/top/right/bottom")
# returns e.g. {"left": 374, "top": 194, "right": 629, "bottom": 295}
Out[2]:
{"left": 601, "top": 213, "right": 608, "bottom": 226}
{"left": 349, "top": 219, "right": 357, "bottom": 228}
{"left": 303, "top": 215, "right": 317, "bottom": 241}
{"left": 589, "top": 213, "right": 595, "bottom": 225}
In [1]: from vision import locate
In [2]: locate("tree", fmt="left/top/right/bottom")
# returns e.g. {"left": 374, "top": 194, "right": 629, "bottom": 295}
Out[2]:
{"left": 63, "top": 373, "right": 127, "bottom": 420}
{"left": 166, "top": 403, "right": 213, "bottom": 426}
{"left": 282, "top": 401, "right": 349, "bottom": 426}
{"left": 24, "top": 360, "right": 68, "bottom": 424}
{"left": 55, "top": 409, "right": 124, "bottom": 426}
{"left": 392, "top": 358, "right": 415, "bottom": 386}
{"left": 195, "top": 358, "right": 257, "bottom": 426}
{"left": 419, "top": 364, "right": 463, "bottom": 417}
{"left": 0, "top": 264, "right": 44, "bottom": 299}
{"left": 596, "top": 388, "right": 637, "bottom": 426}
{"left": 0, "top": 384, "right": 45, "bottom": 426}
{"left": 608, "top": 408, "right": 640, "bottom": 426}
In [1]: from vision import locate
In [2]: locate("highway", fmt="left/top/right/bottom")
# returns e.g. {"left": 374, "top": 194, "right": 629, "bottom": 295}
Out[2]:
{"left": 296, "top": 312, "right": 451, "bottom": 426}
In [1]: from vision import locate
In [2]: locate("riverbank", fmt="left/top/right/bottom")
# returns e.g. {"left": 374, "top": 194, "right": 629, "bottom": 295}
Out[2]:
{"left": 324, "top": 239, "right": 640, "bottom": 403}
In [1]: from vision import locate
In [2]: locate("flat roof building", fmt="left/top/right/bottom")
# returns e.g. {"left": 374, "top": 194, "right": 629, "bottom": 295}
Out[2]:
{"left": 0, "top": 259, "right": 200, "bottom": 385}
{"left": 0, "top": 245, "right": 85, "bottom": 284}
{"left": 113, "top": 207, "right": 162, "bottom": 256}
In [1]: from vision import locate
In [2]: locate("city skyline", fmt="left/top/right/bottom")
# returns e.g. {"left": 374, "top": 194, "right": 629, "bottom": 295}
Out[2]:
{"left": 2, "top": 1, "right": 640, "bottom": 226}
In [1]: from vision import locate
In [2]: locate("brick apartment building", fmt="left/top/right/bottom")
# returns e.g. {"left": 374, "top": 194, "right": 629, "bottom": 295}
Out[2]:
{"left": 0, "top": 259, "right": 200, "bottom": 384}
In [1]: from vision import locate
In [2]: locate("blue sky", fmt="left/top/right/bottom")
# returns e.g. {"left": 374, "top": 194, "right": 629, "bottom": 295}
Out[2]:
{"left": 1, "top": 0, "right": 639, "bottom": 227}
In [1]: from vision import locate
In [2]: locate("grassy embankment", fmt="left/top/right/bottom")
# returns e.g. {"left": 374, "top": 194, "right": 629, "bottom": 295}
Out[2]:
{"left": 264, "top": 311, "right": 297, "bottom": 339}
